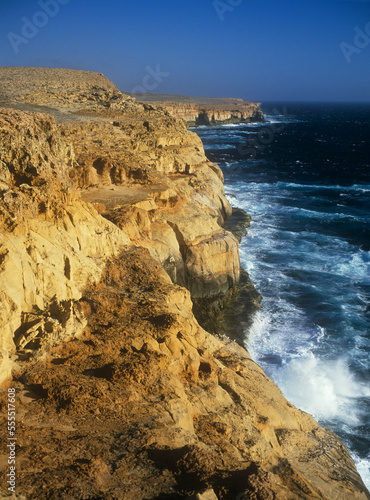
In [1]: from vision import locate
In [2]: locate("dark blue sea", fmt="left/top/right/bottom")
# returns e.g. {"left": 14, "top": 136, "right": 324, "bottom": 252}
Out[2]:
{"left": 192, "top": 102, "right": 370, "bottom": 488}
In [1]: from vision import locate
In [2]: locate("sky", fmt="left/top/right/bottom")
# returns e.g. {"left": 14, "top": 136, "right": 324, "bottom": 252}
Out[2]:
{"left": 0, "top": 0, "right": 369, "bottom": 102}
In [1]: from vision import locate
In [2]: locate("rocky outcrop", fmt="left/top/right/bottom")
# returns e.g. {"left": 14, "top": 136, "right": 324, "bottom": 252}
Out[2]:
{"left": 0, "top": 66, "right": 135, "bottom": 112}
{"left": 0, "top": 108, "right": 131, "bottom": 381}
{"left": 4, "top": 248, "right": 369, "bottom": 499}
{"left": 59, "top": 111, "right": 241, "bottom": 302}
{"left": 0, "top": 71, "right": 242, "bottom": 382}
{"left": 0, "top": 68, "right": 368, "bottom": 499}
{"left": 132, "top": 96, "right": 265, "bottom": 126}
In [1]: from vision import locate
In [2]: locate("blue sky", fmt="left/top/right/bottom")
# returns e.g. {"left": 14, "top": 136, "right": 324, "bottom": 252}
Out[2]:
{"left": 0, "top": 0, "right": 369, "bottom": 102}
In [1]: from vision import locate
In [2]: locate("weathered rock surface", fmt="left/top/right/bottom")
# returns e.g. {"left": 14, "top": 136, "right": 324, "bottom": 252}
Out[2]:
{"left": 0, "top": 67, "right": 134, "bottom": 112}
{"left": 0, "top": 67, "right": 244, "bottom": 384}
{"left": 59, "top": 107, "right": 240, "bottom": 301}
{"left": 1, "top": 249, "right": 368, "bottom": 499}
{"left": 0, "top": 68, "right": 368, "bottom": 499}
{"left": 130, "top": 94, "right": 265, "bottom": 126}
{"left": 0, "top": 108, "right": 131, "bottom": 381}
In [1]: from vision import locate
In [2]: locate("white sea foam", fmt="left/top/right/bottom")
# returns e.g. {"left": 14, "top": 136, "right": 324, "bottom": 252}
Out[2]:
{"left": 274, "top": 181, "right": 370, "bottom": 192}
{"left": 270, "top": 351, "right": 370, "bottom": 490}
{"left": 203, "top": 143, "right": 235, "bottom": 150}
{"left": 246, "top": 307, "right": 370, "bottom": 442}
{"left": 246, "top": 310, "right": 270, "bottom": 340}
{"left": 333, "top": 251, "right": 370, "bottom": 279}
{"left": 272, "top": 354, "right": 365, "bottom": 423}
{"left": 354, "top": 457, "right": 370, "bottom": 490}
{"left": 220, "top": 123, "right": 244, "bottom": 127}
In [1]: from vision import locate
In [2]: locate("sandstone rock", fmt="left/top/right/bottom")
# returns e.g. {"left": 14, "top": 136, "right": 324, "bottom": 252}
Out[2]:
{"left": 0, "top": 108, "right": 131, "bottom": 381}
{"left": 187, "top": 489, "right": 219, "bottom": 500}
{"left": 63, "top": 110, "right": 239, "bottom": 303}
{"left": 0, "top": 67, "right": 135, "bottom": 113}
{"left": 0, "top": 68, "right": 368, "bottom": 500}
{"left": 0, "top": 107, "right": 74, "bottom": 190}
{"left": 131, "top": 94, "right": 265, "bottom": 126}
{"left": 2, "top": 248, "right": 367, "bottom": 499}
{"left": 0, "top": 103, "right": 240, "bottom": 383}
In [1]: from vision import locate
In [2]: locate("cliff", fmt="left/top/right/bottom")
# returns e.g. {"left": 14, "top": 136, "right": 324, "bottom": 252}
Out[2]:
{"left": 130, "top": 93, "right": 265, "bottom": 126}
{"left": 0, "top": 68, "right": 369, "bottom": 500}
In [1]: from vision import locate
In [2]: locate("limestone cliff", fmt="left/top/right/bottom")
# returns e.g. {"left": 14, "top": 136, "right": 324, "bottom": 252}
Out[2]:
{"left": 5, "top": 248, "right": 369, "bottom": 499}
{"left": 0, "top": 66, "right": 135, "bottom": 111}
{"left": 0, "top": 68, "right": 369, "bottom": 500}
{"left": 0, "top": 108, "right": 131, "bottom": 381}
{"left": 130, "top": 94, "right": 265, "bottom": 126}
{"left": 156, "top": 101, "right": 265, "bottom": 126}
{"left": 60, "top": 110, "right": 241, "bottom": 302}
{"left": 0, "top": 69, "right": 243, "bottom": 382}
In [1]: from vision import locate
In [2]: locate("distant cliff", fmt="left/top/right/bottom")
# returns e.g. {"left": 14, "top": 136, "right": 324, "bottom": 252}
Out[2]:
{"left": 0, "top": 67, "right": 369, "bottom": 500}
{"left": 130, "top": 93, "right": 265, "bottom": 126}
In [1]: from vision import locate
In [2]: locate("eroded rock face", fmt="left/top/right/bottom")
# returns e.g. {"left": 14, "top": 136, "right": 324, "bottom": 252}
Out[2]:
{"left": 0, "top": 68, "right": 368, "bottom": 499}
{"left": 0, "top": 108, "right": 131, "bottom": 380}
{"left": 61, "top": 111, "right": 240, "bottom": 302}
{"left": 0, "top": 101, "right": 241, "bottom": 382}
{"left": 3, "top": 249, "right": 368, "bottom": 499}
{"left": 145, "top": 101, "right": 265, "bottom": 126}
{"left": 130, "top": 94, "right": 266, "bottom": 126}
{"left": 0, "top": 66, "right": 135, "bottom": 112}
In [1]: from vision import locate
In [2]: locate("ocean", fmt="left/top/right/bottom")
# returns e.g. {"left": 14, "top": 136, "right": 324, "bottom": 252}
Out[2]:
{"left": 192, "top": 102, "right": 370, "bottom": 489}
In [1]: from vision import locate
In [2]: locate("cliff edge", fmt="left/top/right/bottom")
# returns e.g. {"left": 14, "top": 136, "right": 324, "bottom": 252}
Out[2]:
{"left": 130, "top": 93, "right": 265, "bottom": 126}
{"left": 0, "top": 68, "right": 368, "bottom": 500}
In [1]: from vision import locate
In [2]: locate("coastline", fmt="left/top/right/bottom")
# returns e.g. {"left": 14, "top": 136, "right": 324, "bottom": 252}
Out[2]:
{"left": 0, "top": 68, "right": 369, "bottom": 499}
{"left": 130, "top": 92, "right": 265, "bottom": 126}
{"left": 194, "top": 107, "right": 370, "bottom": 492}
